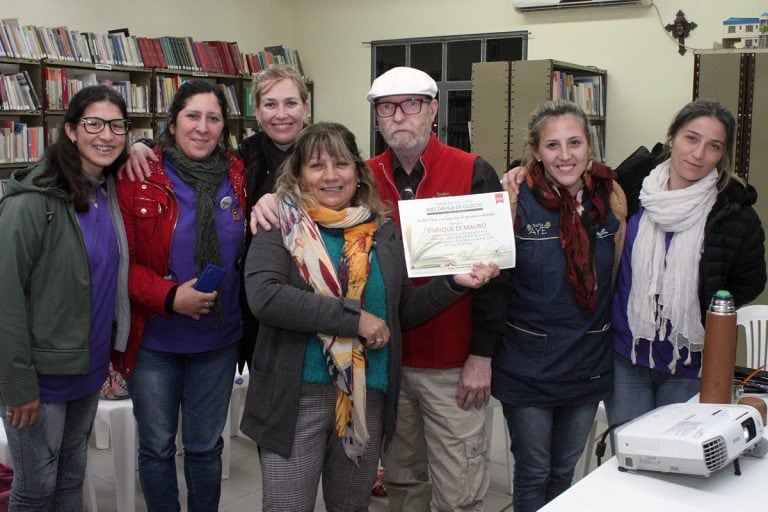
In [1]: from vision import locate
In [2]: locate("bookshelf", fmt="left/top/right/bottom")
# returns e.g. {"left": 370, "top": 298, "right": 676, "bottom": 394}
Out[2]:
{"left": 470, "top": 59, "right": 607, "bottom": 175}
{"left": 0, "top": 19, "right": 310, "bottom": 177}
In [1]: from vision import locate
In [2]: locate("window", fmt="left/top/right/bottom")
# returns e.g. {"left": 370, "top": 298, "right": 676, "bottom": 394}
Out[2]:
{"left": 369, "top": 31, "right": 527, "bottom": 154}
{"left": 728, "top": 26, "right": 736, "bottom": 33}
{"left": 746, "top": 25, "right": 754, "bottom": 33}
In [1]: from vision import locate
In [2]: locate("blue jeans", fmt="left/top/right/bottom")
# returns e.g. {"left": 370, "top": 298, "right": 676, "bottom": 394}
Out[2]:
{"left": 502, "top": 401, "right": 598, "bottom": 512}
{"left": 606, "top": 353, "right": 700, "bottom": 427}
{"left": 127, "top": 343, "right": 237, "bottom": 512}
{"left": 1, "top": 392, "right": 99, "bottom": 512}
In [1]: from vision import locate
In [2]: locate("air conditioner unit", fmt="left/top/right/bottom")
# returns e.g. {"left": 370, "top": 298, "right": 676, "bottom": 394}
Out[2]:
{"left": 513, "top": 0, "right": 653, "bottom": 11}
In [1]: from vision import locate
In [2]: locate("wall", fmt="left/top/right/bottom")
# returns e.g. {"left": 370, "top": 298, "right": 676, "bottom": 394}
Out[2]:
{"left": 292, "top": 0, "right": 767, "bottom": 164}
{"left": 4, "top": 0, "right": 766, "bottom": 165}
{"left": 2, "top": 0, "right": 296, "bottom": 56}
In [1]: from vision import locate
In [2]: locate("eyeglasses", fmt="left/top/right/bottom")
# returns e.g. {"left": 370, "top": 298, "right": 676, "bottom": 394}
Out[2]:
{"left": 79, "top": 117, "right": 132, "bottom": 135}
{"left": 374, "top": 98, "right": 428, "bottom": 118}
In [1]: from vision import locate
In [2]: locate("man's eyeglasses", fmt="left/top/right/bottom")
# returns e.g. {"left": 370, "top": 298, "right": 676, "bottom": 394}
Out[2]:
{"left": 79, "top": 117, "right": 132, "bottom": 135}
{"left": 374, "top": 98, "right": 428, "bottom": 118}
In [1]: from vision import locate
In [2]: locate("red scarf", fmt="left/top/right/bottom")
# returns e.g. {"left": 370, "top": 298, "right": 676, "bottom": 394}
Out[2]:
{"left": 527, "top": 160, "right": 615, "bottom": 312}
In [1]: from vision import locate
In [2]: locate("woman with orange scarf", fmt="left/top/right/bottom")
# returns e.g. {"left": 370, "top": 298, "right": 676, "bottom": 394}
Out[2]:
{"left": 240, "top": 122, "right": 498, "bottom": 511}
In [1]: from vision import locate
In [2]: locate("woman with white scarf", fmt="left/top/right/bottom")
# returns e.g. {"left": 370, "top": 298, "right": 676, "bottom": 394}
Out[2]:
{"left": 607, "top": 99, "right": 766, "bottom": 426}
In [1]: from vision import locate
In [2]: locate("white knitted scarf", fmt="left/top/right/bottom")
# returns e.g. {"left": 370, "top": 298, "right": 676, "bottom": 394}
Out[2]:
{"left": 627, "top": 159, "right": 718, "bottom": 372}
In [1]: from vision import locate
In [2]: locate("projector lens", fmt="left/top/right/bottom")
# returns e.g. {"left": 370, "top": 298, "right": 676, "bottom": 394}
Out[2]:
{"left": 742, "top": 418, "right": 757, "bottom": 442}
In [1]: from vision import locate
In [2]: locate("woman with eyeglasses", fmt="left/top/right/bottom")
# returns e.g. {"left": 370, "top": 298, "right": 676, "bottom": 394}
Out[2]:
{"left": 0, "top": 85, "right": 131, "bottom": 509}
{"left": 113, "top": 80, "right": 247, "bottom": 511}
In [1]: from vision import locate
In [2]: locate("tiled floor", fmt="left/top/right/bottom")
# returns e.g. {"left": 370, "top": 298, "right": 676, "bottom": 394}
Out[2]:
{"left": 87, "top": 406, "right": 517, "bottom": 511}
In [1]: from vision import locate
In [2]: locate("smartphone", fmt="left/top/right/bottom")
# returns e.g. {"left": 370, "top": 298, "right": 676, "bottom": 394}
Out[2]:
{"left": 193, "top": 264, "right": 225, "bottom": 292}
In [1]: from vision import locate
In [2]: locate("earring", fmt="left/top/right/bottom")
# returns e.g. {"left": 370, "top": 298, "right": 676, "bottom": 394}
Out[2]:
{"left": 357, "top": 179, "right": 361, "bottom": 189}
{"left": 71, "top": 139, "right": 77, "bottom": 144}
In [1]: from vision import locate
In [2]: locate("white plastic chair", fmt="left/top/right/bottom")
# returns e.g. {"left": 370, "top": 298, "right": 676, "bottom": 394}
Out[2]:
{"left": 94, "top": 398, "right": 137, "bottom": 512}
{"left": 736, "top": 305, "right": 768, "bottom": 369}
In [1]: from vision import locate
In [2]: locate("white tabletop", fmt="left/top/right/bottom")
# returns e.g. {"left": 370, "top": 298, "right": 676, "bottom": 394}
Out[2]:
{"left": 540, "top": 397, "right": 768, "bottom": 512}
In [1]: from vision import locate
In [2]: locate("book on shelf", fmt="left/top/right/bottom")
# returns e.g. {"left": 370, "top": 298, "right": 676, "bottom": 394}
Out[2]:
{"left": 0, "top": 70, "right": 42, "bottom": 110}
{"left": 45, "top": 67, "right": 67, "bottom": 110}
{"left": 227, "top": 42, "right": 243, "bottom": 75}
{"left": 1, "top": 18, "right": 39, "bottom": 60}
{"left": 203, "top": 41, "right": 235, "bottom": 75}
{"left": 108, "top": 33, "right": 126, "bottom": 66}
{"left": 242, "top": 87, "right": 253, "bottom": 117}
{"left": 240, "top": 46, "right": 305, "bottom": 76}
{"left": 152, "top": 38, "right": 168, "bottom": 69}
{"left": 175, "top": 36, "right": 194, "bottom": 71}
{"left": 550, "top": 71, "right": 604, "bottom": 116}
{"left": 0, "top": 120, "right": 43, "bottom": 164}
{"left": 588, "top": 124, "right": 604, "bottom": 162}
{"left": 22, "top": 25, "right": 44, "bottom": 60}
{"left": 155, "top": 74, "right": 183, "bottom": 113}
{"left": 158, "top": 37, "right": 177, "bottom": 69}
{"left": 136, "top": 37, "right": 162, "bottom": 68}
{"left": 166, "top": 37, "right": 183, "bottom": 70}
{"left": 216, "top": 83, "right": 240, "bottom": 116}
{"left": 182, "top": 37, "right": 201, "bottom": 72}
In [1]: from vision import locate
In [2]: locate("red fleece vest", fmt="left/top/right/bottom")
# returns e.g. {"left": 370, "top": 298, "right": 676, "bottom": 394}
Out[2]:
{"left": 368, "top": 136, "right": 477, "bottom": 368}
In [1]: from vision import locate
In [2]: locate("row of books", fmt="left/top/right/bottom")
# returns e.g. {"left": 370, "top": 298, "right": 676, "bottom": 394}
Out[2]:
{"left": 1, "top": 70, "right": 41, "bottom": 111}
{"left": 551, "top": 72, "right": 604, "bottom": 116}
{"left": 588, "top": 124, "right": 605, "bottom": 162}
{"left": 217, "top": 83, "right": 242, "bottom": 116}
{"left": 0, "top": 121, "right": 43, "bottom": 164}
{"left": 0, "top": 18, "right": 305, "bottom": 77}
{"left": 155, "top": 75, "right": 243, "bottom": 115}
{"left": 243, "top": 46, "right": 304, "bottom": 75}
{"left": 45, "top": 68, "right": 150, "bottom": 113}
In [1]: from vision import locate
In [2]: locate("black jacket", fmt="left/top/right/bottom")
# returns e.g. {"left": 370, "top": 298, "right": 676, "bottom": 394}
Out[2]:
{"left": 616, "top": 147, "right": 766, "bottom": 314}
{"left": 698, "top": 180, "right": 766, "bottom": 312}
{"left": 237, "top": 132, "right": 292, "bottom": 370}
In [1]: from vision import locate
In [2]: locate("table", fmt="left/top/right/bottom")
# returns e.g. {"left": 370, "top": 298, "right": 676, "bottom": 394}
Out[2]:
{"left": 540, "top": 396, "right": 768, "bottom": 512}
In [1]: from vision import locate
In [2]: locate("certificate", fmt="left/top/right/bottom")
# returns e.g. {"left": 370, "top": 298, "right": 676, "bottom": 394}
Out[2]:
{"left": 398, "top": 191, "right": 516, "bottom": 278}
